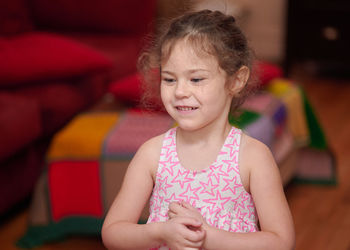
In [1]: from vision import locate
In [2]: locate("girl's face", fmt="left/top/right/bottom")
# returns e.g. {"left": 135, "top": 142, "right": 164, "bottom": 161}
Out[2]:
{"left": 160, "top": 39, "right": 233, "bottom": 131}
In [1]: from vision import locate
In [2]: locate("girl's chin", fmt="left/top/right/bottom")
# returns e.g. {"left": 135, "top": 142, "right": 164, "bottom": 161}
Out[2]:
{"left": 175, "top": 121, "right": 206, "bottom": 132}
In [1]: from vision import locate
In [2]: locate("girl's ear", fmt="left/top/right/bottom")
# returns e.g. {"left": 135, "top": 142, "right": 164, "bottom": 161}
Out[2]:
{"left": 228, "top": 66, "right": 250, "bottom": 96}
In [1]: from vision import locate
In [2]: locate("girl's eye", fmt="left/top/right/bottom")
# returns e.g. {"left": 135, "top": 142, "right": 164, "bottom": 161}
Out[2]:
{"left": 163, "top": 78, "right": 175, "bottom": 83}
{"left": 191, "top": 78, "right": 204, "bottom": 83}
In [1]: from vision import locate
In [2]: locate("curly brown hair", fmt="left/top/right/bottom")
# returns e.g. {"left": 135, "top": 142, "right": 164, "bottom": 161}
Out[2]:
{"left": 138, "top": 9, "right": 257, "bottom": 111}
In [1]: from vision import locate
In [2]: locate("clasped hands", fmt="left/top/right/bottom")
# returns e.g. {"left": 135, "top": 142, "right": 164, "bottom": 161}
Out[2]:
{"left": 164, "top": 201, "right": 208, "bottom": 250}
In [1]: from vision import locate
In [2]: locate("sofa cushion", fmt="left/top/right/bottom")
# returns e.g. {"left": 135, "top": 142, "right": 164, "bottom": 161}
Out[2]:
{"left": 0, "top": 0, "right": 34, "bottom": 36}
{"left": 108, "top": 73, "right": 143, "bottom": 104}
{"left": 14, "top": 82, "right": 87, "bottom": 135}
{"left": 0, "top": 32, "right": 113, "bottom": 86}
{"left": 0, "top": 92, "right": 41, "bottom": 162}
{"left": 254, "top": 61, "right": 284, "bottom": 86}
{"left": 31, "top": 0, "right": 156, "bottom": 34}
{"left": 66, "top": 33, "right": 145, "bottom": 79}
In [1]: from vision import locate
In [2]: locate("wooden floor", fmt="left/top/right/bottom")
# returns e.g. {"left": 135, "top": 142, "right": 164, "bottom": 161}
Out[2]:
{"left": 0, "top": 75, "right": 349, "bottom": 250}
{"left": 285, "top": 75, "right": 350, "bottom": 250}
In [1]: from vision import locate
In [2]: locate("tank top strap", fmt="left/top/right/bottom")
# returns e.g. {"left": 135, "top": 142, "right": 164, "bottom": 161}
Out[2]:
{"left": 157, "top": 128, "right": 177, "bottom": 175}
{"left": 226, "top": 126, "right": 242, "bottom": 147}
{"left": 215, "top": 126, "right": 242, "bottom": 178}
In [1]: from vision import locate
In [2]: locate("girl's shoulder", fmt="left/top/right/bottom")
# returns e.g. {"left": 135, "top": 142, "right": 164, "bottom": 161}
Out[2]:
{"left": 239, "top": 132, "right": 278, "bottom": 192}
{"left": 139, "top": 133, "right": 165, "bottom": 152}
{"left": 240, "top": 132, "right": 275, "bottom": 168}
{"left": 133, "top": 132, "right": 166, "bottom": 178}
{"left": 240, "top": 132, "right": 271, "bottom": 155}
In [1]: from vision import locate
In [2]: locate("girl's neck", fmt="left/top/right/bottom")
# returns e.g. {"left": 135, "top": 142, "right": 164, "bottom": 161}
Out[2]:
{"left": 176, "top": 120, "right": 232, "bottom": 146}
{"left": 175, "top": 120, "right": 232, "bottom": 171}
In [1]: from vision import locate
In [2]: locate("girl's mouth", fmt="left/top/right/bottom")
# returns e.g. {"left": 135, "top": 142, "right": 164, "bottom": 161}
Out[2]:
{"left": 175, "top": 106, "right": 198, "bottom": 111}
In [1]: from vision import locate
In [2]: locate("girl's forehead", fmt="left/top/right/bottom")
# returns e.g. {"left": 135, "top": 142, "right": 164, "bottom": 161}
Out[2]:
{"left": 161, "top": 39, "right": 220, "bottom": 69}
{"left": 162, "top": 37, "right": 213, "bottom": 58}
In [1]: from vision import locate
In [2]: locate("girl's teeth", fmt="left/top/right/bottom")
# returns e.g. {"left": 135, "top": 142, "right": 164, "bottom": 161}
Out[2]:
{"left": 177, "top": 107, "right": 195, "bottom": 111}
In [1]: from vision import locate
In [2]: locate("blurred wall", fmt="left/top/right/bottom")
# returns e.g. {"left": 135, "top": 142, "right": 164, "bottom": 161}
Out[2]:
{"left": 157, "top": 0, "right": 287, "bottom": 63}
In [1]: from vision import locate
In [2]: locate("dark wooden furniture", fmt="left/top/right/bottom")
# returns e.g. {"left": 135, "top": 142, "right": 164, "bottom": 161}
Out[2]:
{"left": 285, "top": 0, "right": 350, "bottom": 77}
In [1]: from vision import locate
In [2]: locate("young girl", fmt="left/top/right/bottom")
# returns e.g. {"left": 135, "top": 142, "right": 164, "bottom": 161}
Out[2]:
{"left": 102, "top": 10, "right": 295, "bottom": 250}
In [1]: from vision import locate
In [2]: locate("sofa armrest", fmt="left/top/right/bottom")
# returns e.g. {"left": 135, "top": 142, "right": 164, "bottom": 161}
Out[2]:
{"left": 0, "top": 92, "right": 41, "bottom": 162}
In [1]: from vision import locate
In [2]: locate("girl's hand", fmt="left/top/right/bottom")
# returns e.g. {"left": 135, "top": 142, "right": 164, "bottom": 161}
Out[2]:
{"left": 168, "top": 201, "right": 208, "bottom": 229}
{"left": 162, "top": 216, "right": 205, "bottom": 250}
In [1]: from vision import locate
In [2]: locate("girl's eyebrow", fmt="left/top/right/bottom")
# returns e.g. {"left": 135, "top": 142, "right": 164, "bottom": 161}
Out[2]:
{"left": 161, "top": 69, "right": 210, "bottom": 74}
{"left": 161, "top": 70, "right": 174, "bottom": 75}
{"left": 188, "top": 69, "right": 210, "bottom": 73}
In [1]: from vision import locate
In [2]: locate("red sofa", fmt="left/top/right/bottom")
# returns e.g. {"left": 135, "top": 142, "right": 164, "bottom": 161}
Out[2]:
{"left": 0, "top": 0, "right": 156, "bottom": 217}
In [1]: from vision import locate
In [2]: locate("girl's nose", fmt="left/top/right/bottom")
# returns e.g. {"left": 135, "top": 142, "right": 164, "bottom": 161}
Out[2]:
{"left": 174, "top": 80, "right": 191, "bottom": 98}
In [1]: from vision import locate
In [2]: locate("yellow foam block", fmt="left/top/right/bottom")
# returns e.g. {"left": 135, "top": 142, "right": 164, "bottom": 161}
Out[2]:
{"left": 267, "top": 78, "right": 291, "bottom": 96}
{"left": 268, "top": 79, "right": 309, "bottom": 146}
{"left": 48, "top": 112, "right": 119, "bottom": 159}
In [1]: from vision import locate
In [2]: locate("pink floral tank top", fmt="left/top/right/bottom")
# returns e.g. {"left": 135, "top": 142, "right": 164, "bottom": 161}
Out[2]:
{"left": 147, "top": 127, "right": 258, "bottom": 247}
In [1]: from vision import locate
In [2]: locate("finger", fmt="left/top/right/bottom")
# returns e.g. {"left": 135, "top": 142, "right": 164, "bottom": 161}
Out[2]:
{"left": 168, "top": 211, "right": 176, "bottom": 219}
{"left": 183, "top": 240, "right": 203, "bottom": 249}
{"left": 184, "top": 227, "right": 206, "bottom": 243}
{"left": 184, "top": 240, "right": 203, "bottom": 249}
{"left": 182, "top": 230, "right": 205, "bottom": 248}
{"left": 169, "top": 201, "right": 188, "bottom": 216}
{"left": 178, "top": 218, "right": 204, "bottom": 241}
{"left": 181, "top": 201, "right": 198, "bottom": 211}
{"left": 168, "top": 201, "right": 182, "bottom": 213}
{"left": 176, "top": 216, "right": 202, "bottom": 228}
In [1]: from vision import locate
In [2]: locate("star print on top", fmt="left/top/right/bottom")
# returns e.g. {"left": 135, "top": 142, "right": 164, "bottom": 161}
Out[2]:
{"left": 147, "top": 126, "right": 259, "bottom": 234}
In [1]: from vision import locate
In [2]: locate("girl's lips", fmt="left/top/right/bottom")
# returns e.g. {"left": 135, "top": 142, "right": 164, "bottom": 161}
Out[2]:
{"left": 175, "top": 106, "right": 198, "bottom": 111}
{"left": 174, "top": 106, "right": 199, "bottom": 114}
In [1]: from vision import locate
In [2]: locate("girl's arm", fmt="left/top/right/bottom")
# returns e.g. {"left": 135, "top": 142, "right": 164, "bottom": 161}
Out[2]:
{"left": 169, "top": 136, "right": 295, "bottom": 250}
{"left": 228, "top": 136, "right": 295, "bottom": 250}
{"left": 102, "top": 135, "right": 205, "bottom": 250}
{"left": 101, "top": 136, "right": 161, "bottom": 249}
